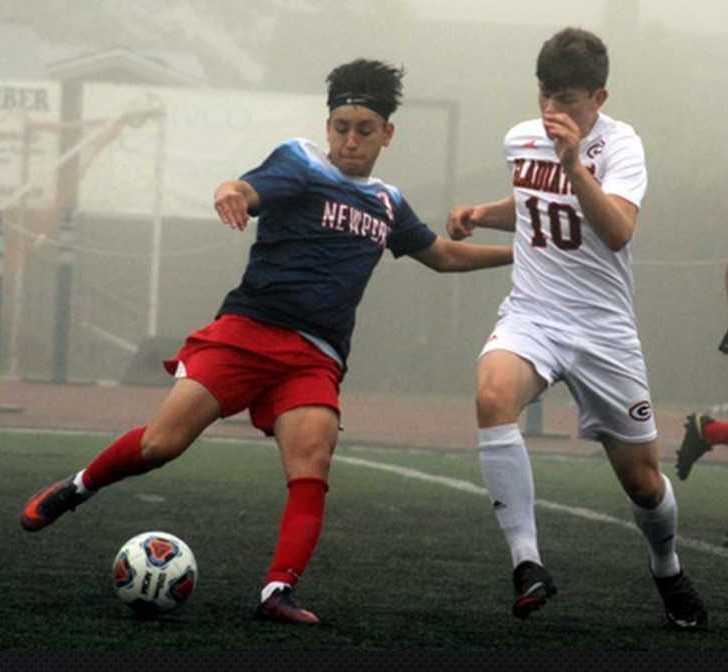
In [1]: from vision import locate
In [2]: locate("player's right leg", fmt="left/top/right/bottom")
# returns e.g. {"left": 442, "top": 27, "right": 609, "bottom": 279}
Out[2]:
{"left": 475, "top": 345, "right": 554, "bottom": 619}
{"left": 254, "top": 403, "right": 339, "bottom": 625}
{"left": 19, "top": 378, "right": 221, "bottom": 532}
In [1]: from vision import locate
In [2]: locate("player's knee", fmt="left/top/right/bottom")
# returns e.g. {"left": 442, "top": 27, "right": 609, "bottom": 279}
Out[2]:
{"left": 303, "top": 442, "right": 334, "bottom": 472}
{"left": 623, "top": 468, "right": 663, "bottom": 508}
{"left": 285, "top": 439, "right": 334, "bottom": 479}
{"left": 476, "top": 385, "right": 517, "bottom": 423}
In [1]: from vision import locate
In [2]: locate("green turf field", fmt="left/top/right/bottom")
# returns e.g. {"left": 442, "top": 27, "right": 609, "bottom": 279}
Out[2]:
{"left": 2, "top": 430, "right": 728, "bottom": 651}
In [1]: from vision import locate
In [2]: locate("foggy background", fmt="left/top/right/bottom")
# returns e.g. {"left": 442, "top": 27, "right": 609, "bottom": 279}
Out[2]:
{"left": 0, "top": 0, "right": 726, "bottom": 423}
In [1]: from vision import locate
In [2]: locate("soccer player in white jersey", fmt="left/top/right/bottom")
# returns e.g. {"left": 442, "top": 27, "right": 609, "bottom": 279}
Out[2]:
{"left": 447, "top": 27, "right": 707, "bottom": 630}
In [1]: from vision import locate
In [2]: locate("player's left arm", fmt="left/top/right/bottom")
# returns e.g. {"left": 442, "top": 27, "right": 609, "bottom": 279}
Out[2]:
{"left": 544, "top": 112, "right": 638, "bottom": 251}
{"left": 409, "top": 237, "right": 513, "bottom": 273}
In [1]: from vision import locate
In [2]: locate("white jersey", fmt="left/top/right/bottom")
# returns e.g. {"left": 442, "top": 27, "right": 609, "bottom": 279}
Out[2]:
{"left": 499, "top": 112, "right": 647, "bottom": 347}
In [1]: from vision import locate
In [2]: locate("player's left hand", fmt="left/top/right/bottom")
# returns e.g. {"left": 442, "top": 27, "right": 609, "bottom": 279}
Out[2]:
{"left": 543, "top": 112, "right": 581, "bottom": 171}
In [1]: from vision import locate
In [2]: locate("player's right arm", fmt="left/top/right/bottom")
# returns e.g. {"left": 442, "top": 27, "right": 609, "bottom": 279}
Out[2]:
{"left": 446, "top": 195, "right": 516, "bottom": 240}
{"left": 214, "top": 179, "right": 260, "bottom": 232}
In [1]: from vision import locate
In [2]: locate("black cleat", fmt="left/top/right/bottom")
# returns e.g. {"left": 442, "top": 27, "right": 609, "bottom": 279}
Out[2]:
{"left": 653, "top": 570, "right": 708, "bottom": 630}
{"left": 676, "top": 413, "right": 713, "bottom": 481}
{"left": 512, "top": 560, "right": 557, "bottom": 619}
{"left": 20, "top": 475, "right": 91, "bottom": 532}
{"left": 253, "top": 586, "right": 319, "bottom": 625}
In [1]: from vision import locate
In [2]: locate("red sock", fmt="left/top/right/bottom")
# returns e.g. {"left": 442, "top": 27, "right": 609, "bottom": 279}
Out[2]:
{"left": 704, "top": 419, "right": 728, "bottom": 446}
{"left": 264, "top": 478, "right": 328, "bottom": 586}
{"left": 82, "top": 426, "right": 159, "bottom": 490}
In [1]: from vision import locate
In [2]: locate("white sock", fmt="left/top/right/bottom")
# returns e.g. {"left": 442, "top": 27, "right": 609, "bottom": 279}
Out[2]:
{"left": 260, "top": 581, "right": 291, "bottom": 603}
{"left": 72, "top": 469, "right": 95, "bottom": 497}
{"left": 631, "top": 473, "right": 680, "bottom": 578}
{"left": 478, "top": 424, "right": 541, "bottom": 568}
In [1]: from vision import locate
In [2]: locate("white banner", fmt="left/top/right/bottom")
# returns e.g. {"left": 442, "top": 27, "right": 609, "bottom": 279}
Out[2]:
{"left": 79, "top": 83, "right": 327, "bottom": 219}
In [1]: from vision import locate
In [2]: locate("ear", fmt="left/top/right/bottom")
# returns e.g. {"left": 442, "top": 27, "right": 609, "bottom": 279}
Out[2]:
{"left": 594, "top": 88, "right": 608, "bottom": 109}
{"left": 382, "top": 121, "right": 395, "bottom": 147}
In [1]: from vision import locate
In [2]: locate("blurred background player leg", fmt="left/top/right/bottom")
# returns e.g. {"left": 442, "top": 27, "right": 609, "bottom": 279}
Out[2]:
{"left": 676, "top": 413, "right": 728, "bottom": 480}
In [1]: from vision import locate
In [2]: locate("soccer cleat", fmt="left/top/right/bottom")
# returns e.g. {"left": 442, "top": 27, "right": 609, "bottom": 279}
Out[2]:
{"left": 653, "top": 570, "right": 707, "bottom": 630}
{"left": 675, "top": 413, "right": 714, "bottom": 481}
{"left": 253, "top": 586, "right": 320, "bottom": 625}
{"left": 19, "top": 475, "right": 91, "bottom": 532}
{"left": 512, "top": 560, "right": 557, "bottom": 619}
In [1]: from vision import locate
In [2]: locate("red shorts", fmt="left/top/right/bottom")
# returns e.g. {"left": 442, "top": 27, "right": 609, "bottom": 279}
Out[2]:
{"left": 163, "top": 314, "right": 342, "bottom": 435}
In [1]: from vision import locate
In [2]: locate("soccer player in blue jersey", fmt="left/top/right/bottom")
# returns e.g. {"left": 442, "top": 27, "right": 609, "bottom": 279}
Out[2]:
{"left": 20, "top": 59, "right": 512, "bottom": 625}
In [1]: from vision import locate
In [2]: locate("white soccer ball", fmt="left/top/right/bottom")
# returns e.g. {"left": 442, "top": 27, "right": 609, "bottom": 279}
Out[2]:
{"left": 112, "top": 531, "right": 198, "bottom": 615}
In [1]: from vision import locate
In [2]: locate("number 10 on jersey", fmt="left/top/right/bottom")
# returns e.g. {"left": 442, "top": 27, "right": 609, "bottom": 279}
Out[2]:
{"left": 526, "top": 196, "right": 582, "bottom": 250}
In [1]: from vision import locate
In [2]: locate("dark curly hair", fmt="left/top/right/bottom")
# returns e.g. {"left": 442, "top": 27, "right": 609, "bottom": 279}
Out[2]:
{"left": 536, "top": 28, "right": 608, "bottom": 93}
{"left": 326, "top": 59, "right": 405, "bottom": 120}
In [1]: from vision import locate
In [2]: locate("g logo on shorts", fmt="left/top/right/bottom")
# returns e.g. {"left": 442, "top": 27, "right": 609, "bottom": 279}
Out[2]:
{"left": 628, "top": 400, "right": 652, "bottom": 422}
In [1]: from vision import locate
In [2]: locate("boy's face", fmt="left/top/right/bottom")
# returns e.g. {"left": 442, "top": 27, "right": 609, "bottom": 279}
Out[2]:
{"left": 538, "top": 83, "right": 607, "bottom": 138}
{"left": 326, "top": 106, "right": 394, "bottom": 177}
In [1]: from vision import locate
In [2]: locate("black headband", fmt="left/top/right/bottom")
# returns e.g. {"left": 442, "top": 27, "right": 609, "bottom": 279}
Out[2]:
{"left": 328, "top": 92, "right": 390, "bottom": 120}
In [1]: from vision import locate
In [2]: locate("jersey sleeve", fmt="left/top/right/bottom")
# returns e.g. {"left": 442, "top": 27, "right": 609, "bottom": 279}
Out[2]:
{"left": 386, "top": 194, "right": 437, "bottom": 258}
{"left": 239, "top": 141, "right": 310, "bottom": 212}
{"left": 601, "top": 131, "right": 648, "bottom": 208}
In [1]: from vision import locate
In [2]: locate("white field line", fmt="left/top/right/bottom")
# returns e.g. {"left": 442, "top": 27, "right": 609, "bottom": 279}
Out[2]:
{"left": 335, "top": 454, "right": 728, "bottom": 560}
{"left": 4, "top": 428, "right": 726, "bottom": 559}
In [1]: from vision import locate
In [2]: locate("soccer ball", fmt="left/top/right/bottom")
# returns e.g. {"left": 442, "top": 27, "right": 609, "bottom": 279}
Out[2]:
{"left": 112, "top": 531, "right": 197, "bottom": 616}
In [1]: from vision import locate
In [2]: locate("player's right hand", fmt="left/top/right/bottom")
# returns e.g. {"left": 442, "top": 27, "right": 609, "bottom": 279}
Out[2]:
{"left": 447, "top": 205, "right": 478, "bottom": 240}
{"left": 214, "top": 181, "right": 249, "bottom": 231}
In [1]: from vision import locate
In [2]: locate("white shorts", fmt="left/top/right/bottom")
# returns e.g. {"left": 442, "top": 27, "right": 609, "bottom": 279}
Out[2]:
{"left": 479, "top": 314, "right": 658, "bottom": 443}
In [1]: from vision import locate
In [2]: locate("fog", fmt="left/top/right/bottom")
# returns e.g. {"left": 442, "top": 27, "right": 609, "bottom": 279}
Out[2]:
{"left": 1, "top": 0, "right": 726, "bottom": 423}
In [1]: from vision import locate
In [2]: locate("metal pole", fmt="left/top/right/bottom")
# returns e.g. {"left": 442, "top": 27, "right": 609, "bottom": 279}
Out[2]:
{"left": 147, "top": 108, "right": 166, "bottom": 338}
{"left": 52, "top": 208, "right": 74, "bottom": 383}
{"left": 523, "top": 399, "right": 544, "bottom": 437}
{"left": 6, "top": 118, "right": 32, "bottom": 380}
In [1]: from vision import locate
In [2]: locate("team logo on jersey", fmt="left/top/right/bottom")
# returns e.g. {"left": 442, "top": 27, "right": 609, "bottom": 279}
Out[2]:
{"left": 376, "top": 190, "right": 395, "bottom": 223}
{"left": 586, "top": 138, "right": 606, "bottom": 159}
{"left": 628, "top": 400, "right": 652, "bottom": 422}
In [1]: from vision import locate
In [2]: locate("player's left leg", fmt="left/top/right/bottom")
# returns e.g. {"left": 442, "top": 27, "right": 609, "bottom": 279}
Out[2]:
{"left": 254, "top": 405, "right": 339, "bottom": 625}
{"left": 603, "top": 436, "right": 707, "bottom": 630}
{"left": 569, "top": 339, "right": 706, "bottom": 629}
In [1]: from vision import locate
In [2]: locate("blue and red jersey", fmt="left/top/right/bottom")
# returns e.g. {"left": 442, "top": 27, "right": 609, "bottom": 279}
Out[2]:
{"left": 217, "top": 138, "right": 436, "bottom": 368}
